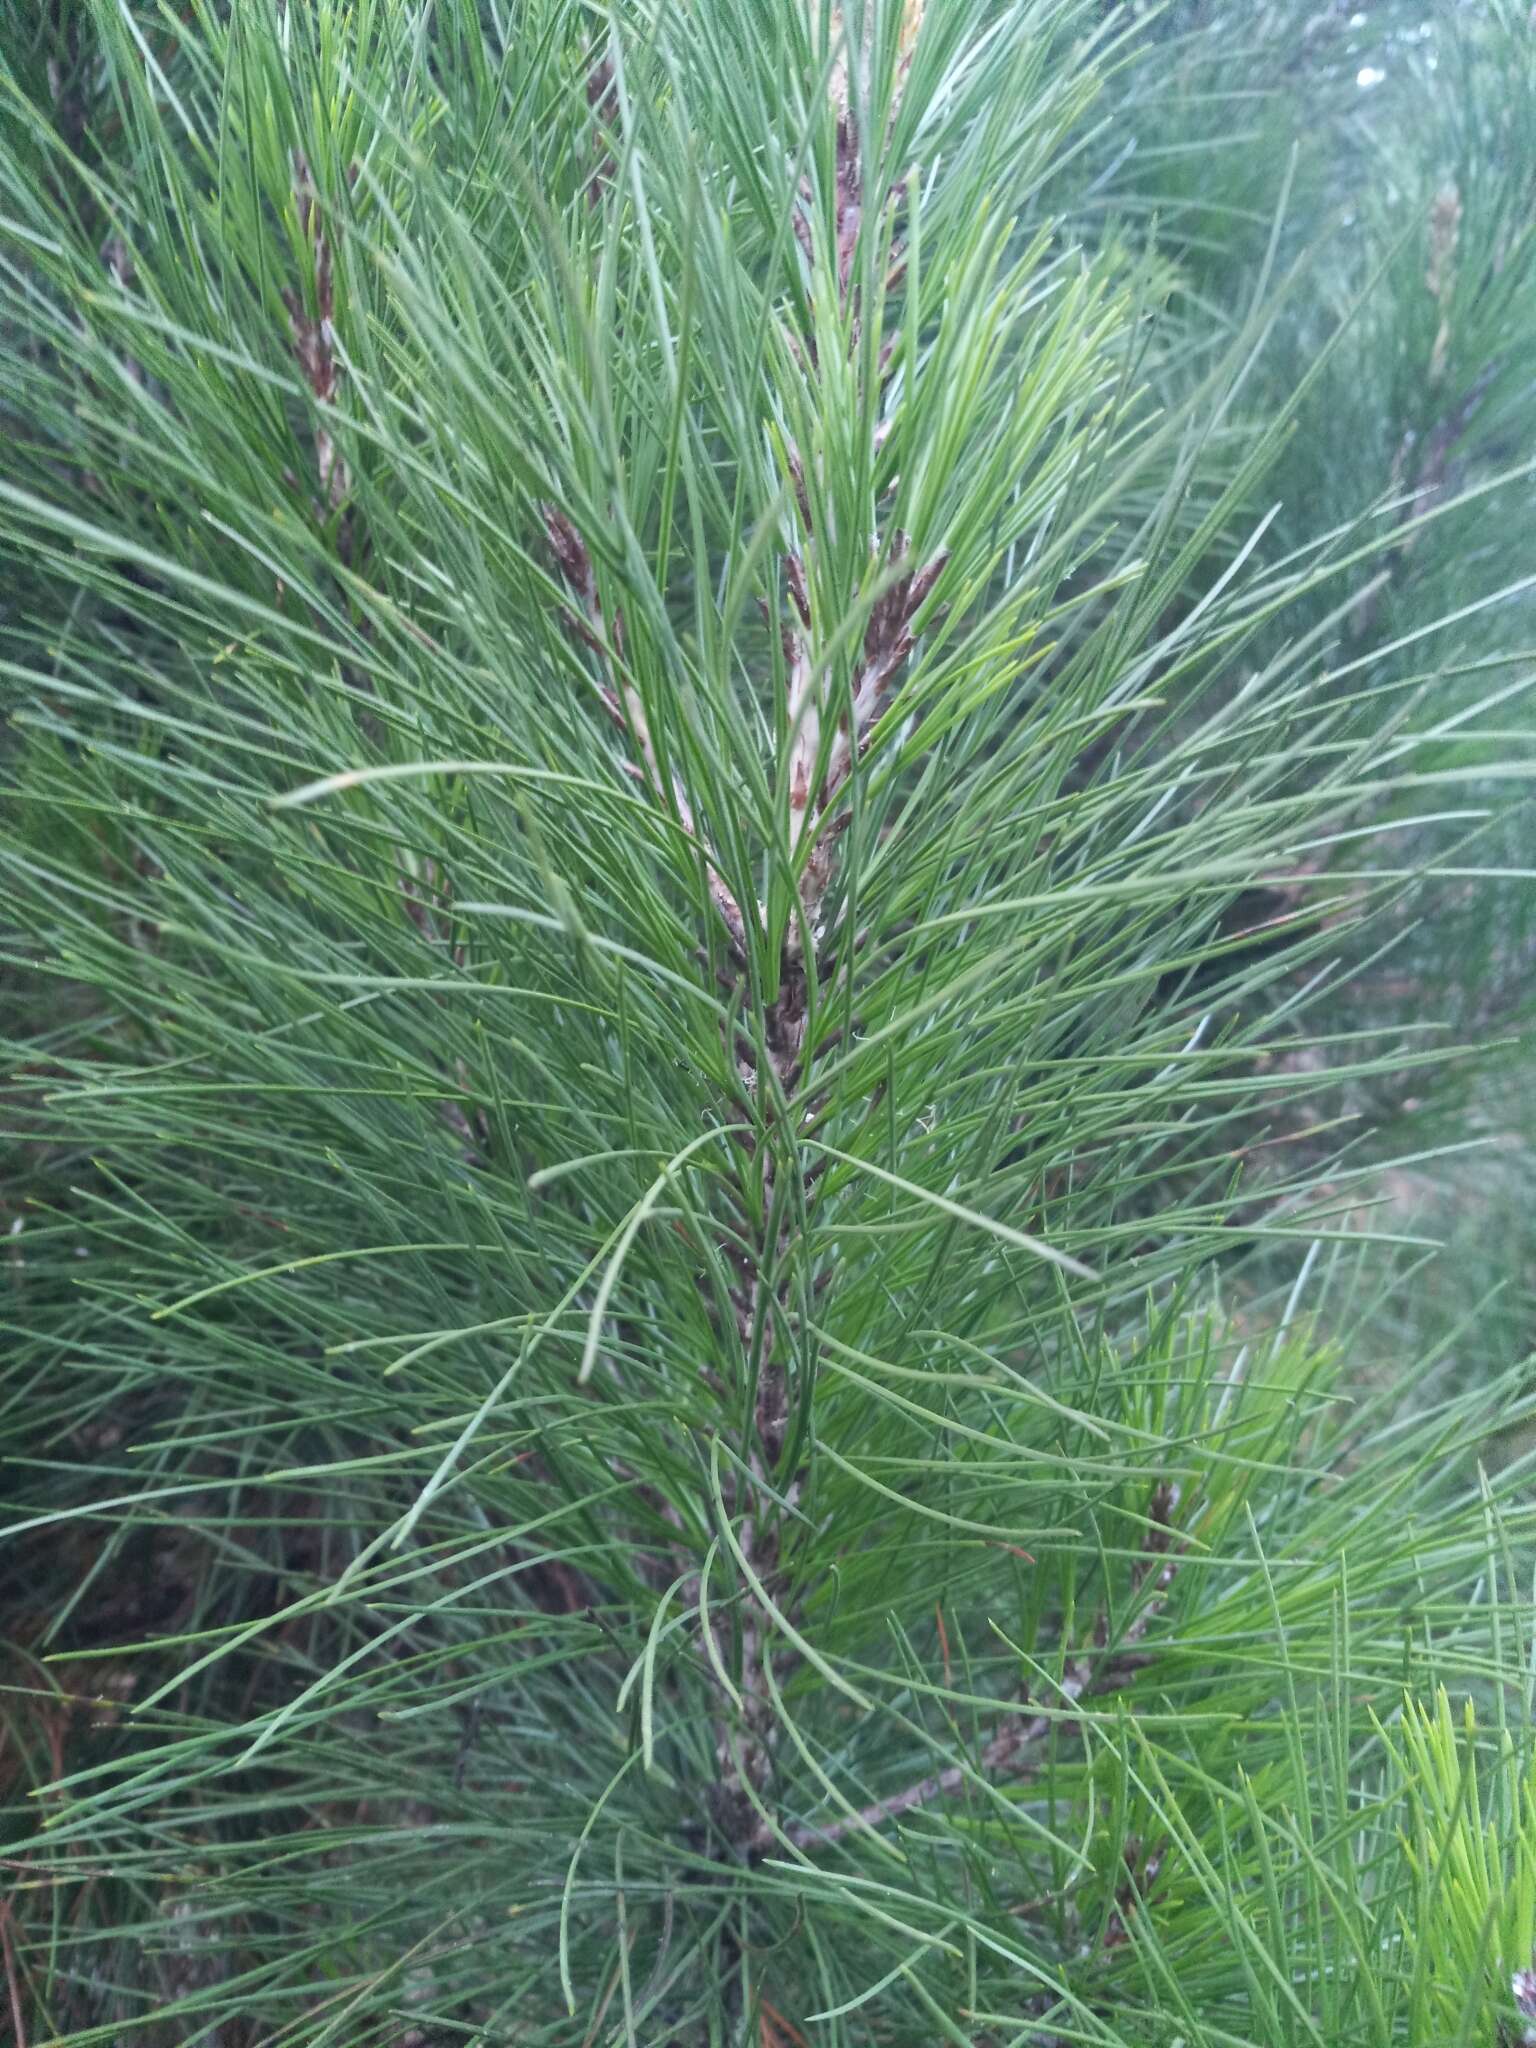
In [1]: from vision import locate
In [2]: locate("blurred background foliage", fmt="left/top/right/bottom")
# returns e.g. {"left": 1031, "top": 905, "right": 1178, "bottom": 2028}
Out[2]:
{"left": 1062, "top": 0, "right": 1536, "bottom": 1391}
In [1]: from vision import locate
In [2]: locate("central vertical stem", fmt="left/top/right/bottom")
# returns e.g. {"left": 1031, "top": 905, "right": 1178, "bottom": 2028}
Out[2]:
{"left": 714, "top": 941, "right": 812, "bottom": 1850}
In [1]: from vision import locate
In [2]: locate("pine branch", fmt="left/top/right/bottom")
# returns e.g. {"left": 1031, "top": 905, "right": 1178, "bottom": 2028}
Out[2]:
{"left": 3, "top": 2, "right": 1535, "bottom": 2040}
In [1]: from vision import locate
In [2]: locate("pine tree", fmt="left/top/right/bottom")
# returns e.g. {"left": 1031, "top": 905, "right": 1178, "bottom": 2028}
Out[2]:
{"left": 1, "top": 3, "right": 1533, "bottom": 2043}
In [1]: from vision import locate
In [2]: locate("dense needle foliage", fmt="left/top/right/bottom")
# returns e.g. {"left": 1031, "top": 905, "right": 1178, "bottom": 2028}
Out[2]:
{"left": 1, "top": 2, "right": 1534, "bottom": 2042}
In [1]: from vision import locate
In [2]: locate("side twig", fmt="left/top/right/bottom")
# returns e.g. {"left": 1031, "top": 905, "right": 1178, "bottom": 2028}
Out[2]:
{"left": 783, "top": 1482, "right": 1185, "bottom": 1851}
